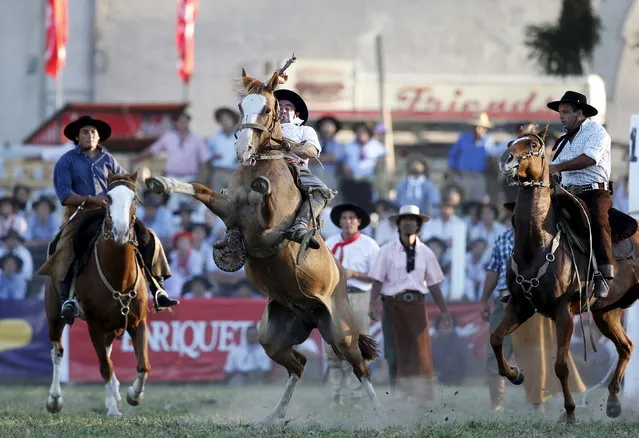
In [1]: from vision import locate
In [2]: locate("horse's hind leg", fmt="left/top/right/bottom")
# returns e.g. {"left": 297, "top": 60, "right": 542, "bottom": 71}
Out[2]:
{"left": 490, "top": 300, "right": 533, "bottom": 385}
{"left": 328, "top": 297, "right": 383, "bottom": 414}
{"left": 554, "top": 305, "right": 577, "bottom": 424}
{"left": 45, "top": 279, "right": 65, "bottom": 414}
{"left": 258, "top": 302, "right": 313, "bottom": 425}
{"left": 126, "top": 322, "right": 150, "bottom": 406}
{"left": 88, "top": 325, "right": 121, "bottom": 416}
{"left": 593, "top": 307, "right": 633, "bottom": 418}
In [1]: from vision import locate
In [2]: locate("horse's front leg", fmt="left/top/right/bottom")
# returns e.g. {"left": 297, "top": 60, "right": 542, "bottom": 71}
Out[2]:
{"left": 145, "top": 177, "right": 229, "bottom": 220}
{"left": 126, "top": 321, "right": 150, "bottom": 406}
{"left": 554, "top": 304, "right": 577, "bottom": 424}
{"left": 490, "top": 300, "right": 532, "bottom": 385}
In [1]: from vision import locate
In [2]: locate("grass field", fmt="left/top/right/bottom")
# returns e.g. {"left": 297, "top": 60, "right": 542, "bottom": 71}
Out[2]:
{"left": 1, "top": 380, "right": 639, "bottom": 437}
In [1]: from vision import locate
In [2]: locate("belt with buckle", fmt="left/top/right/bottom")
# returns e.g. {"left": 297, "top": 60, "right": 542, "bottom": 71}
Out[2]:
{"left": 564, "top": 182, "right": 611, "bottom": 195}
{"left": 391, "top": 290, "right": 424, "bottom": 302}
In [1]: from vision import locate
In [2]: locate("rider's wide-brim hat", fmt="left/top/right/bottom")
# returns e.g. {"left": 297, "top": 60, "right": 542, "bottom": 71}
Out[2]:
{"left": 64, "top": 115, "right": 112, "bottom": 142}
{"left": 546, "top": 91, "right": 598, "bottom": 117}
{"left": 389, "top": 205, "right": 430, "bottom": 223}
{"left": 330, "top": 203, "right": 371, "bottom": 230}
{"left": 274, "top": 89, "right": 308, "bottom": 124}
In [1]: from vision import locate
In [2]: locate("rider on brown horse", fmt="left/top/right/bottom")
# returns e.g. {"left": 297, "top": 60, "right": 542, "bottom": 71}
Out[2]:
{"left": 215, "top": 73, "right": 335, "bottom": 251}
{"left": 547, "top": 91, "right": 612, "bottom": 298}
{"left": 38, "top": 115, "right": 178, "bottom": 325}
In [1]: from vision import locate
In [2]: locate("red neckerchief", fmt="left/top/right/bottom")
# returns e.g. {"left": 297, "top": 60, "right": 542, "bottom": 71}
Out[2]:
{"left": 331, "top": 232, "right": 361, "bottom": 263}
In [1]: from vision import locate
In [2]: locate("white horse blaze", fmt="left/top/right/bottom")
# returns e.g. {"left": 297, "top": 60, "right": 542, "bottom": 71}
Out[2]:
{"left": 236, "top": 94, "right": 267, "bottom": 164}
{"left": 108, "top": 185, "right": 136, "bottom": 244}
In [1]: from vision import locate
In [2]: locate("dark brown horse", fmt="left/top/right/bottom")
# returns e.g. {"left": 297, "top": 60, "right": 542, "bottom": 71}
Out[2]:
{"left": 146, "top": 69, "right": 382, "bottom": 424}
{"left": 44, "top": 171, "right": 150, "bottom": 416}
{"left": 492, "top": 127, "right": 639, "bottom": 423}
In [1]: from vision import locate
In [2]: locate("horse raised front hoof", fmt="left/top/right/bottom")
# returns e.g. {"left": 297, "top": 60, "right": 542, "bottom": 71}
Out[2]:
{"left": 126, "top": 387, "right": 144, "bottom": 407}
{"left": 46, "top": 395, "right": 63, "bottom": 413}
{"left": 145, "top": 177, "right": 169, "bottom": 195}
{"left": 250, "top": 176, "right": 271, "bottom": 195}
{"left": 509, "top": 367, "right": 525, "bottom": 385}
{"left": 607, "top": 400, "right": 622, "bottom": 418}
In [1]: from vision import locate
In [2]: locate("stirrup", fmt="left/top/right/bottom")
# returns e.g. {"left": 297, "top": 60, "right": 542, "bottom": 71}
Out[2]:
{"left": 154, "top": 290, "right": 179, "bottom": 310}
{"left": 593, "top": 273, "right": 609, "bottom": 299}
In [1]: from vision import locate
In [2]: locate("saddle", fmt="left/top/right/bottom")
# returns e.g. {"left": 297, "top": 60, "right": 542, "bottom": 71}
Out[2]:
{"left": 552, "top": 193, "right": 637, "bottom": 261}
{"left": 72, "top": 209, "right": 153, "bottom": 273}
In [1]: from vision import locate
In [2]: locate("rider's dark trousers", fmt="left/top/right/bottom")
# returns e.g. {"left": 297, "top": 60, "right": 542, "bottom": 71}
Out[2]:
{"left": 577, "top": 189, "right": 613, "bottom": 270}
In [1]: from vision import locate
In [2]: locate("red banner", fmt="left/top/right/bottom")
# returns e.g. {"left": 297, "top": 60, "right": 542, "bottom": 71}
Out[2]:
{"left": 44, "top": 0, "right": 68, "bottom": 79}
{"left": 68, "top": 299, "right": 487, "bottom": 383}
{"left": 176, "top": 0, "right": 198, "bottom": 84}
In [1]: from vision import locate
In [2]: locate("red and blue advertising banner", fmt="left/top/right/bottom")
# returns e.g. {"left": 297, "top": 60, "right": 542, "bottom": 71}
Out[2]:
{"left": 0, "top": 299, "right": 52, "bottom": 377}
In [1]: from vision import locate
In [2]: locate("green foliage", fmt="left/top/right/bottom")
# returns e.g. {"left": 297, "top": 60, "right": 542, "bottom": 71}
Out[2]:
{"left": 525, "top": 0, "right": 602, "bottom": 76}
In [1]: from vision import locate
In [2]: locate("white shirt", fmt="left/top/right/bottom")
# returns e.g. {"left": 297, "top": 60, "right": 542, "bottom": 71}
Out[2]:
{"left": 207, "top": 131, "right": 238, "bottom": 169}
{"left": 555, "top": 118, "right": 611, "bottom": 186}
{"left": 468, "top": 221, "right": 507, "bottom": 264}
{"left": 281, "top": 123, "right": 321, "bottom": 168}
{"left": 421, "top": 215, "right": 467, "bottom": 246}
{"left": 325, "top": 232, "right": 380, "bottom": 291}
{"left": 340, "top": 139, "right": 386, "bottom": 179}
{"left": 223, "top": 343, "right": 272, "bottom": 373}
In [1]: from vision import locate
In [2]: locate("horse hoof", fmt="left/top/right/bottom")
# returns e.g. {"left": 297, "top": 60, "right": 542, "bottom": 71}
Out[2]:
{"left": 510, "top": 367, "right": 525, "bottom": 385}
{"left": 607, "top": 402, "right": 622, "bottom": 418}
{"left": 145, "top": 177, "right": 169, "bottom": 194}
{"left": 107, "top": 409, "right": 122, "bottom": 417}
{"left": 126, "top": 388, "right": 144, "bottom": 406}
{"left": 250, "top": 176, "right": 271, "bottom": 195}
{"left": 46, "top": 395, "right": 63, "bottom": 413}
{"left": 260, "top": 414, "right": 280, "bottom": 426}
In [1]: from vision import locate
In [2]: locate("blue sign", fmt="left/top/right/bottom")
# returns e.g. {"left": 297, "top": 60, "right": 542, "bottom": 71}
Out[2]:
{"left": 0, "top": 299, "right": 52, "bottom": 377}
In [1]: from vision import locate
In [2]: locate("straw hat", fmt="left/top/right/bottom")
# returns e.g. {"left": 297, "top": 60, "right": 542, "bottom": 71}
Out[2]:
{"left": 388, "top": 205, "right": 430, "bottom": 223}
{"left": 471, "top": 112, "right": 493, "bottom": 129}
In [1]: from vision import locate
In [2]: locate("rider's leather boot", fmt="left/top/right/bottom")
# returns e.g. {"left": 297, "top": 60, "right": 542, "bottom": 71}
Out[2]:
{"left": 594, "top": 264, "right": 614, "bottom": 299}
{"left": 284, "top": 193, "right": 328, "bottom": 250}
{"left": 150, "top": 276, "right": 179, "bottom": 310}
{"left": 59, "top": 268, "right": 78, "bottom": 326}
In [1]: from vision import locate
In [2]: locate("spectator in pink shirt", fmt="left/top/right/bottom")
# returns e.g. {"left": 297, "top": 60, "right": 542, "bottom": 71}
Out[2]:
{"left": 135, "top": 112, "right": 211, "bottom": 210}
{"left": 369, "top": 205, "right": 452, "bottom": 398}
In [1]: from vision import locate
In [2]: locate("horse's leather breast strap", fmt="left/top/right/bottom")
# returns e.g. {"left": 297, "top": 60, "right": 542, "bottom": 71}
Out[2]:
{"left": 510, "top": 227, "right": 562, "bottom": 305}
{"left": 93, "top": 242, "right": 141, "bottom": 331}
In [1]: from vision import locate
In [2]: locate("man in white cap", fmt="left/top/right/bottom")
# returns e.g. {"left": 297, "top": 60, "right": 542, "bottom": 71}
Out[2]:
{"left": 368, "top": 204, "right": 452, "bottom": 398}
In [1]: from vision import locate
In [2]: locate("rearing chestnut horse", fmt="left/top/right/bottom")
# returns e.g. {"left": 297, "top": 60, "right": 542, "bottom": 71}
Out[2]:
{"left": 44, "top": 171, "right": 150, "bottom": 416}
{"left": 146, "top": 69, "right": 382, "bottom": 424}
{"left": 492, "top": 127, "right": 639, "bottom": 424}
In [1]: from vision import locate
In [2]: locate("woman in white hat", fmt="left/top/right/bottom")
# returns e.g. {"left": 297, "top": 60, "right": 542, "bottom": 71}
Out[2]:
{"left": 368, "top": 204, "right": 452, "bottom": 398}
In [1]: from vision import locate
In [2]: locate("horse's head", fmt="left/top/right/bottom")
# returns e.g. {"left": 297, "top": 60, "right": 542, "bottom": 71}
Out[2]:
{"left": 499, "top": 125, "right": 549, "bottom": 187}
{"left": 234, "top": 69, "right": 282, "bottom": 165}
{"left": 104, "top": 171, "right": 139, "bottom": 245}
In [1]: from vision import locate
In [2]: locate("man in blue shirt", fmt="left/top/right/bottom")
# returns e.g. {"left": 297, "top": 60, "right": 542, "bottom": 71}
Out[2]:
{"left": 447, "top": 113, "right": 496, "bottom": 202}
{"left": 38, "top": 115, "right": 178, "bottom": 325}
{"left": 479, "top": 196, "right": 515, "bottom": 411}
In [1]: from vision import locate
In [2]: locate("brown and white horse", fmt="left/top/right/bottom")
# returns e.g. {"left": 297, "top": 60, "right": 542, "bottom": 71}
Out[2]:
{"left": 44, "top": 171, "right": 150, "bottom": 416}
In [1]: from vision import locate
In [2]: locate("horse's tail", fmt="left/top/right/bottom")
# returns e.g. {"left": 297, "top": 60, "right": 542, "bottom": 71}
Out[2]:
{"left": 358, "top": 334, "right": 380, "bottom": 361}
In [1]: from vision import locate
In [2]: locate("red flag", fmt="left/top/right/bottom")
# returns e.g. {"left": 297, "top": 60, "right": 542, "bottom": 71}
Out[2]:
{"left": 44, "top": 0, "right": 68, "bottom": 79}
{"left": 176, "top": 0, "right": 198, "bottom": 84}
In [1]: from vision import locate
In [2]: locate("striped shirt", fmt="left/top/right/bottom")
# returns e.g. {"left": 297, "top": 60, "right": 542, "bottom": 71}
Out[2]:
{"left": 486, "top": 227, "right": 514, "bottom": 293}
{"left": 554, "top": 118, "right": 611, "bottom": 186}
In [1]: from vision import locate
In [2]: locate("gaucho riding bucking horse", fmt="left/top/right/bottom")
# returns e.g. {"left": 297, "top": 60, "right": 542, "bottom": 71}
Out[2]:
{"left": 145, "top": 56, "right": 383, "bottom": 424}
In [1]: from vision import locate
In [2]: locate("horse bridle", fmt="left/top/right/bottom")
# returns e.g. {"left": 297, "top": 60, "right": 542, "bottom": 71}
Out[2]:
{"left": 234, "top": 99, "right": 287, "bottom": 165}
{"left": 102, "top": 178, "right": 140, "bottom": 246}
{"left": 506, "top": 133, "right": 549, "bottom": 188}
